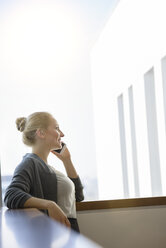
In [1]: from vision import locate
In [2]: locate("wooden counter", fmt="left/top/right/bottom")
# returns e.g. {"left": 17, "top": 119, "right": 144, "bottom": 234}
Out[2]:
{"left": 76, "top": 196, "right": 166, "bottom": 211}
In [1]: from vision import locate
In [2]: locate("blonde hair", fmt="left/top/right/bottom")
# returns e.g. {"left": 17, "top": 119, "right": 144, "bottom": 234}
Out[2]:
{"left": 16, "top": 112, "right": 53, "bottom": 146}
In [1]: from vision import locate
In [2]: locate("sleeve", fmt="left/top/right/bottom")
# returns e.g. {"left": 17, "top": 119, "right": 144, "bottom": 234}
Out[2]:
{"left": 4, "top": 159, "right": 34, "bottom": 209}
{"left": 69, "top": 176, "right": 84, "bottom": 202}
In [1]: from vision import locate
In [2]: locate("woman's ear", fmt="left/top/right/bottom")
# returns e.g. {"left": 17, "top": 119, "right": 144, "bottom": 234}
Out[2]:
{"left": 36, "top": 129, "right": 45, "bottom": 138}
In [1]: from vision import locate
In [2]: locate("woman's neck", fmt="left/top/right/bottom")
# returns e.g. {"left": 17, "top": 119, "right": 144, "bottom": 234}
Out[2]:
{"left": 32, "top": 146, "right": 50, "bottom": 165}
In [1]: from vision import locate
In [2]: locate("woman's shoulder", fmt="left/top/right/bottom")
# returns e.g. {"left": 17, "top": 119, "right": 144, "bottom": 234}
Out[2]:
{"left": 14, "top": 154, "right": 35, "bottom": 173}
{"left": 14, "top": 153, "right": 43, "bottom": 174}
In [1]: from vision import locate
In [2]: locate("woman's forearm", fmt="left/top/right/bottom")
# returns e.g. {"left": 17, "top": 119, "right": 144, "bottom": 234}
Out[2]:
{"left": 23, "top": 196, "right": 53, "bottom": 210}
{"left": 62, "top": 158, "right": 78, "bottom": 178}
{"left": 23, "top": 197, "right": 71, "bottom": 227}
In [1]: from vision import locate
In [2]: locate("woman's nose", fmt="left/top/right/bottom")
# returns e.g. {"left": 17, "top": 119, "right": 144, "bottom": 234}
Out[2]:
{"left": 60, "top": 131, "right": 64, "bottom": 137}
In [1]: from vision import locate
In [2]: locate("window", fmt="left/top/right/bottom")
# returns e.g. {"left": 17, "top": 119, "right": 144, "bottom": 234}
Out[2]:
{"left": 91, "top": 0, "right": 166, "bottom": 199}
{"left": 0, "top": 1, "right": 98, "bottom": 202}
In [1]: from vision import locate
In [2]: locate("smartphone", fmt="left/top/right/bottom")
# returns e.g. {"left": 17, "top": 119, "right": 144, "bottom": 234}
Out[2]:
{"left": 53, "top": 142, "right": 66, "bottom": 154}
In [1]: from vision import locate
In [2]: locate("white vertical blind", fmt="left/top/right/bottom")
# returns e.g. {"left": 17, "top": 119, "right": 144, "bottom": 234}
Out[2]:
{"left": 0, "top": 162, "right": 2, "bottom": 207}
{"left": 161, "top": 56, "right": 166, "bottom": 134}
{"left": 144, "top": 68, "right": 162, "bottom": 196}
{"left": 117, "top": 94, "right": 129, "bottom": 198}
{"left": 128, "top": 86, "right": 140, "bottom": 197}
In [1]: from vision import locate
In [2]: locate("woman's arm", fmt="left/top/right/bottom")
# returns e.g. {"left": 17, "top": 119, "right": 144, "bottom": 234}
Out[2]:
{"left": 4, "top": 159, "right": 70, "bottom": 227}
{"left": 52, "top": 147, "right": 84, "bottom": 201}
{"left": 62, "top": 157, "right": 78, "bottom": 178}
{"left": 52, "top": 146, "right": 78, "bottom": 178}
{"left": 24, "top": 197, "right": 71, "bottom": 227}
{"left": 63, "top": 158, "right": 84, "bottom": 202}
{"left": 4, "top": 160, "right": 34, "bottom": 209}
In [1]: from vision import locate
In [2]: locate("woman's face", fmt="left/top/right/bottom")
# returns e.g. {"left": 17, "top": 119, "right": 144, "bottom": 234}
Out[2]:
{"left": 44, "top": 117, "right": 64, "bottom": 150}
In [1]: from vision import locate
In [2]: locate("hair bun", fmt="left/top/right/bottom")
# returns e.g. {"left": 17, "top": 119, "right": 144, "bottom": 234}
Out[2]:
{"left": 16, "top": 117, "right": 27, "bottom": 132}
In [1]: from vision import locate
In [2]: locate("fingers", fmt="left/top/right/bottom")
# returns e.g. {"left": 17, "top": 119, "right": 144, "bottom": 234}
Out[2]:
{"left": 51, "top": 150, "right": 60, "bottom": 156}
{"left": 47, "top": 202, "right": 71, "bottom": 228}
{"left": 52, "top": 216, "right": 71, "bottom": 228}
{"left": 57, "top": 215, "right": 71, "bottom": 228}
{"left": 65, "top": 218, "right": 71, "bottom": 228}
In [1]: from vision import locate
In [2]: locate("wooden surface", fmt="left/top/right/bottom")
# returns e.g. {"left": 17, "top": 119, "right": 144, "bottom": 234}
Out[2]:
{"left": 76, "top": 196, "right": 166, "bottom": 211}
{"left": 0, "top": 207, "right": 101, "bottom": 248}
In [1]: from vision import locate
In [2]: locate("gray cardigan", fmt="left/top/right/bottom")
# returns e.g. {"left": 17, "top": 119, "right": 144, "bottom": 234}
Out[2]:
{"left": 4, "top": 153, "right": 84, "bottom": 209}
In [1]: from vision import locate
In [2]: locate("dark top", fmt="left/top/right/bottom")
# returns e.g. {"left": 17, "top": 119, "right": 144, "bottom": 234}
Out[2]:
{"left": 4, "top": 153, "right": 84, "bottom": 209}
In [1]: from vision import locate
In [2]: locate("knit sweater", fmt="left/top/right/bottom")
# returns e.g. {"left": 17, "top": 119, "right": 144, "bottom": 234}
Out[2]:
{"left": 4, "top": 153, "right": 84, "bottom": 209}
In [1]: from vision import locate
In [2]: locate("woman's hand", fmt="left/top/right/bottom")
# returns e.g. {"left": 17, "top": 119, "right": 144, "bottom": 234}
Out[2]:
{"left": 51, "top": 145, "right": 71, "bottom": 162}
{"left": 47, "top": 201, "right": 71, "bottom": 228}
{"left": 51, "top": 144, "right": 78, "bottom": 178}
{"left": 24, "top": 197, "right": 71, "bottom": 228}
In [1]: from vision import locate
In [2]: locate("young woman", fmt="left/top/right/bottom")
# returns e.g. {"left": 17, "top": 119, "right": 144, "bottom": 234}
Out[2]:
{"left": 4, "top": 112, "right": 84, "bottom": 232}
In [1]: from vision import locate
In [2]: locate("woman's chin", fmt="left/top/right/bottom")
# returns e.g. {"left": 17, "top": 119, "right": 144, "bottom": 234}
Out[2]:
{"left": 54, "top": 144, "right": 62, "bottom": 149}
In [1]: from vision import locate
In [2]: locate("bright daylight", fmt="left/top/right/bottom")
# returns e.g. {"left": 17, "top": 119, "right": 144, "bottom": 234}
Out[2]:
{"left": 1, "top": 0, "right": 166, "bottom": 247}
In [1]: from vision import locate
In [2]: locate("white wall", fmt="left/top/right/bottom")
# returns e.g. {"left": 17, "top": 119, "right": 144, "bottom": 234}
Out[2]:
{"left": 77, "top": 205, "right": 166, "bottom": 248}
{"left": 91, "top": 0, "right": 166, "bottom": 199}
